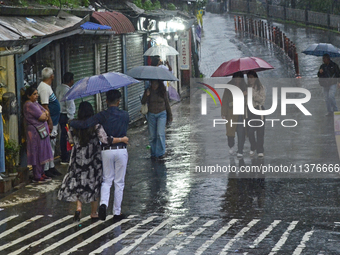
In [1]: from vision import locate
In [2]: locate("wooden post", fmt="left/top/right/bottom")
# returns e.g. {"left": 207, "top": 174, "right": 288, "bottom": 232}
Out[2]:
{"left": 234, "top": 16, "right": 237, "bottom": 32}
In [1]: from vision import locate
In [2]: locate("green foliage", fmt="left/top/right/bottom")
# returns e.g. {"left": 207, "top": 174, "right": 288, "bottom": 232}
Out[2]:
{"left": 133, "top": 0, "right": 143, "bottom": 9}
{"left": 11, "top": 0, "right": 89, "bottom": 8}
{"left": 143, "top": 0, "right": 154, "bottom": 10}
{"left": 196, "top": 0, "right": 207, "bottom": 9}
{"left": 134, "top": 0, "right": 162, "bottom": 11}
{"left": 167, "top": 3, "right": 176, "bottom": 10}
{"left": 153, "top": 0, "right": 161, "bottom": 10}
{"left": 4, "top": 139, "right": 20, "bottom": 172}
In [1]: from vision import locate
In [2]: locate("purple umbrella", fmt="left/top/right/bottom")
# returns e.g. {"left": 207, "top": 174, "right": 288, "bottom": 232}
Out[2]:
{"left": 62, "top": 72, "right": 139, "bottom": 101}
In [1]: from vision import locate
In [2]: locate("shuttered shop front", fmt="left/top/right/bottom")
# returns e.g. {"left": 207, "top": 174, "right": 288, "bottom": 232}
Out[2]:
{"left": 100, "top": 36, "right": 123, "bottom": 110}
{"left": 125, "top": 33, "right": 144, "bottom": 122}
{"left": 68, "top": 42, "right": 96, "bottom": 116}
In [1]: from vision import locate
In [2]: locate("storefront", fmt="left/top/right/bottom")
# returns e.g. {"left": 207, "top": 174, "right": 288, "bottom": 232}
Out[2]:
{"left": 92, "top": 11, "right": 147, "bottom": 122}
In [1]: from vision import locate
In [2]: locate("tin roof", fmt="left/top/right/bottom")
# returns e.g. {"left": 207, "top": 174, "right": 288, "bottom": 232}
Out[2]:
{"left": 80, "top": 21, "right": 111, "bottom": 30}
{"left": 91, "top": 11, "right": 135, "bottom": 34}
{"left": 0, "top": 11, "right": 86, "bottom": 47}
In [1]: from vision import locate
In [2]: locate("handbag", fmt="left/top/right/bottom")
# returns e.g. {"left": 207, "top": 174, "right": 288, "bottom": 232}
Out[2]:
{"left": 34, "top": 123, "right": 49, "bottom": 139}
{"left": 141, "top": 104, "right": 148, "bottom": 115}
{"left": 25, "top": 118, "right": 49, "bottom": 139}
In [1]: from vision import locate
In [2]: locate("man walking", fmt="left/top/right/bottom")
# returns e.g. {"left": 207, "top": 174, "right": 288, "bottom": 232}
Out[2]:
{"left": 70, "top": 90, "right": 129, "bottom": 220}
{"left": 37, "top": 67, "right": 62, "bottom": 177}
{"left": 318, "top": 54, "right": 340, "bottom": 116}
{"left": 56, "top": 72, "right": 75, "bottom": 164}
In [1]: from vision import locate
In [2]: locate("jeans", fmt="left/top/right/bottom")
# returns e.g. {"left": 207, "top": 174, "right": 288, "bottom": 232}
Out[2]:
{"left": 59, "top": 113, "right": 69, "bottom": 162}
{"left": 247, "top": 118, "right": 265, "bottom": 154}
{"left": 148, "top": 111, "right": 167, "bottom": 157}
{"left": 324, "top": 84, "right": 338, "bottom": 113}
{"left": 227, "top": 116, "right": 246, "bottom": 154}
{"left": 100, "top": 148, "right": 128, "bottom": 215}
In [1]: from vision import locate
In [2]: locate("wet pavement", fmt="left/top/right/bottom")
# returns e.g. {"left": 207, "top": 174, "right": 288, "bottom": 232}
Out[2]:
{"left": 1, "top": 12, "right": 340, "bottom": 255}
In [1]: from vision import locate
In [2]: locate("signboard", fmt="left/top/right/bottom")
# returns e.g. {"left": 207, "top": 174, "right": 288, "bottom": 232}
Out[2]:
{"left": 179, "top": 31, "right": 190, "bottom": 70}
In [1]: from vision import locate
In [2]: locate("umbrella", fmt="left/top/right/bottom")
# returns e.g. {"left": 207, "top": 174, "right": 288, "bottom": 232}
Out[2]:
{"left": 126, "top": 66, "right": 179, "bottom": 81}
{"left": 211, "top": 57, "right": 274, "bottom": 77}
{"left": 144, "top": 45, "right": 179, "bottom": 57}
{"left": 62, "top": 72, "right": 139, "bottom": 101}
{"left": 302, "top": 43, "right": 340, "bottom": 57}
{"left": 168, "top": 85, "right": 181, "bottom": 101}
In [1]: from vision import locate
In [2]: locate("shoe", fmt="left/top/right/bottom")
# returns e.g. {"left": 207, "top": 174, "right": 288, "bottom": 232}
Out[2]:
{"left": 41, "top": 174, "right": 52, "bottom": 181}
{"left": 60, "top": 161, "right": 69, "bottom": 165}
{"left": 32, "top": 177, "right": 46, "bottom": 183}
{"left": 98, "top": 204, "right": 107, "bottom": 221}
{"left": 237, "top": 153, "right": 243, "bottom": 158}
{"left": 250, "top": 151, "right": 255, "bottom": 157}
{"left": 151, "top": 156, "right": 157, "bottom": 161}
{"left": 49, "top": 167, "right": 62, "bottom": 176}
{"left": 113, "top": 213, "right": 125, "bottom": 221}
{"left": 73, "top": 211, "right": 81, "bottom": 222}
{"left": 229, "top": 147, "right": 235, "bottom": 155}
{"left": 325, "top": 112, "right": 333, "bottom": 116}
{"left": 258, "top": 153, "right": 264, "bottom": 158}
{"left": 44, "top": 171, "right": 54, "bottom": 178}
{"left": 158, "top": 155, "right": 165, "bottom": 160}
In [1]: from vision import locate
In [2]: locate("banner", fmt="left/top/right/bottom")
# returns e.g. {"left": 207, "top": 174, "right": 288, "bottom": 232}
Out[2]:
{"left": 179, "top": 31, "right": 190, "bottom": 70}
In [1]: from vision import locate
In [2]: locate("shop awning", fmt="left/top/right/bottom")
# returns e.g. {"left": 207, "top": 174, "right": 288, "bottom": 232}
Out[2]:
{"left": 91, "top": 11, "right": 135, "bottom": 34}
{"left": 0, "top": 11, "right": 87, "bottom": 47}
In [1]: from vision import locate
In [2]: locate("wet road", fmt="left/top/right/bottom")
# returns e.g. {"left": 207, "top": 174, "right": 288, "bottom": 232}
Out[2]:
{"left": 1, "top": 12, "right": 340, "bottom": 254}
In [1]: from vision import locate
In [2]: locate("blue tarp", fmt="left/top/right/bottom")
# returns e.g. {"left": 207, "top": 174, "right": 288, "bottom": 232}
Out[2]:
{"left": 80, "top": 22, "right": 111, "bottom": 30}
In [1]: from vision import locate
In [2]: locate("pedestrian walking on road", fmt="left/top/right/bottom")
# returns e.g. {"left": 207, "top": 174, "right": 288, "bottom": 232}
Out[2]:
{"left": 141, "top": 80, "right": 173, "bottom": 160}
{"left": 37, "top": 67, "right": 62, "bottom": 177}
{"left": 221, "top": 72, "right": 247, "bottom": 158}
{"left": 22, "top": 86, "right": 53, "bottom": 183}
{"left": 58, "top": 101, "right": 129, "bottom": 221}
{"left": 70, "top": 90, "right": 129, "bottom": 221}
{"left": 246, "top": 71, "right": 266, "bottom": 158}
{"left": 56, "top": 72, "right": 76, "bottom": 165}
{"left": 317, "top": 54, "right": 340, "bottom": 116}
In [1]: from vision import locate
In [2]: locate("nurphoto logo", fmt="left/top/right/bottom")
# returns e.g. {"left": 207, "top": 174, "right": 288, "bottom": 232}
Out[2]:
{"left": 199, "top": 82, "right": 312, "bottom": 128}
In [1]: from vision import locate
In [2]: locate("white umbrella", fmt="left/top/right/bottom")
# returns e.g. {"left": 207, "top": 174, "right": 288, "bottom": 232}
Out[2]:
{"left": 144, "top": 45, "right": 179, "bottom": 57}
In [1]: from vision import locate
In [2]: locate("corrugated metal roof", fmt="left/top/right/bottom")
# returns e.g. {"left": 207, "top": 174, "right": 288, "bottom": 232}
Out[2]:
{"left": 80, "top": 21, "right": 111, "bottom": 30}
{"left": 91, "top": 11, "right": 135, "bottom": 34}
{"left": 0, "top": 11, "right": 85, "bottom": 47}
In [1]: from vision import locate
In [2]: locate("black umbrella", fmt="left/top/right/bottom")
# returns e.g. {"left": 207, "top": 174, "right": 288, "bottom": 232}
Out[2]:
{"left": 126, "top": 66, "right": 179, "bottom": 81}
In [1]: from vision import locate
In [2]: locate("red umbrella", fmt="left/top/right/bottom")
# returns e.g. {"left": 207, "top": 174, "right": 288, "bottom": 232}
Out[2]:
{"left": 211, "top": 57, "right": 274, "bottom": 77}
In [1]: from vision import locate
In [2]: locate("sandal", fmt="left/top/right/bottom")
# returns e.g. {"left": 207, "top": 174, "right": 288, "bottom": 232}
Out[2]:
{"left": 91, "top": 213, "right": 99, "bottom": 219}
{"left": 73, "top": 211, "right": 81, "bottom": 222}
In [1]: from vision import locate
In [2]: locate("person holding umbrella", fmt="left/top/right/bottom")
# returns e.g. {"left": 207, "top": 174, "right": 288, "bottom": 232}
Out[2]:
{"left": 221, "top": 72, "right": 247, "bottom": 158}
{"left": 58, "top": 101, "right": 129, "bottom": 221}
{"left": 70, "top": 90, "right": 129, "bottom": 221}
{"left": 60, "top": 71, "right": 138, "bottom": 221}
{"left": 317, "top": 54, "right": 340, "bottom": 116}
{"left": 126, "top": 65, "right": 178, "bottom": 160}
{"left": 246, "top": 71, "right": 266, "bottom": 158}
{"left": 142, "top": 80, "right": 173, "bottom": 160}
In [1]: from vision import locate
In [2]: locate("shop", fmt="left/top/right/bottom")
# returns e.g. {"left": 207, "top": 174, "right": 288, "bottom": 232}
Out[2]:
{"left": 92, "top": 11, "right": 147, "bottom": 122}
